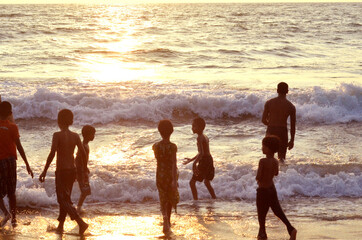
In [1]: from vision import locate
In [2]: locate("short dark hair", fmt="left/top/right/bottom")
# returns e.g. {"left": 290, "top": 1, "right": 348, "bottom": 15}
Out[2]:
{"left": 262, "top": 135, "right": 280, "bottom": 153}
{"left": 0, "top": 101, "right": 12, "bottom": 118}
{"left": 57, "top": 109, "right": 73, "bottom": 126}
{"left": 82, "top": 125, "right": 96, "bottom": 137}
{"left": 277, "top": 82, "right": 289, "bottom": 94}
{"left": 158, "top": 119, "right": 174, "bottom": 138}
{"left": 193, "top": 117, "right": 206, "bottom": 131}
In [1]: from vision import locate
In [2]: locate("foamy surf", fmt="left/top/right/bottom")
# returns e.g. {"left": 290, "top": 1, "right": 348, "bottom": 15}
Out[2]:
{"left": 5, "top": 83, "right": 361, "bottom": 125}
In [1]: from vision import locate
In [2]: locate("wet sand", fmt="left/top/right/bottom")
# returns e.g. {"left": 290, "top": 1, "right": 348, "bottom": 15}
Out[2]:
{"left": 1, "top": 201, "right": 361, "bottom": 240}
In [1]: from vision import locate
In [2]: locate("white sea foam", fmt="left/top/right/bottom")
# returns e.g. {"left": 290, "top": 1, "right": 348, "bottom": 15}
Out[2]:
{"left": 8, "top": 83, "right": 362, "bottom": 124}
{"left": 13, "top": 163, "right": 362, "bottom": 208}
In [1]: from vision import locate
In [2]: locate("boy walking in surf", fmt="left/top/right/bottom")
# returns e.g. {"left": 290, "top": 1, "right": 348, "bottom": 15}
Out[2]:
{"left": 256, "top": 135, "right": 297, "bottom": 240}
{"left": 39, "top": 109, "right": 88, "bottom": 235}
{"left": 75, "top": 125, "right": 96, "bottom": 213}
{"left": 0, "top": 101, "right": 33, "bottom": 227}
{"left": 183, "top": 117, "right": 216, "bottom": 200}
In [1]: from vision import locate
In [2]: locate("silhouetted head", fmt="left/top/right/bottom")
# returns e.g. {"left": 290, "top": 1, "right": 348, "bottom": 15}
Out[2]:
{"left": 82, "top": 125, "right": 96, "bottom": 141}
{"left": 277, "top": 82, "right": 289, "bottom": 95}
{"left": 57, "top": 109, "right": 73, "bottom": 127}
{"left": 262, "top": 135, "right": 280, "bottom": 154}
{"left": 158, "top": 119, "right": 174, "bottom": 139}
{"left": 0, "top": 101, "right": 12, "bottom": 119}
{"left": 192, "top": 117, "right": 206, "bottom": 134}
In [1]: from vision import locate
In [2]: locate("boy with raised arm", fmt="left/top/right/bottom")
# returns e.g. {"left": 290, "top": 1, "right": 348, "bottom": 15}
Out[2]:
{"left": 256, "top": 135, "right": 297, "bottom": 240}
{"left": 0, "top": 101, "right": 33, "bottom": 227}
{"left": 183, "top": 117, "right": 216, "bottom": 200}
{"left": 39, "top": 109, "right": 88, "bottom": 235}
{"left": 75, "top": 125, "right": 96, "bottom": 213}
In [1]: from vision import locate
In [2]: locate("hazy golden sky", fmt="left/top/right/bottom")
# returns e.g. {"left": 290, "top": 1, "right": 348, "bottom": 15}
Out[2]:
{"left": 0, "top": 0, "right": 360, "bottom": 4}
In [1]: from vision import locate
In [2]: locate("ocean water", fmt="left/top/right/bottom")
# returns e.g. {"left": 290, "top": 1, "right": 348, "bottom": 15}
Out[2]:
{"left": 0, "top": 2, "right": 361, "bottom": 231}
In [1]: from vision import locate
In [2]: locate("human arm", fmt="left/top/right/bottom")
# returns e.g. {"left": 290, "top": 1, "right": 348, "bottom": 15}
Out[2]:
{"left": 256, "top": 159, "right": 263, "bottom": 182}
{"left": 288, "top": 106, "right": 296, "bottom": 150}
{"left": 183, "top": 135, "right": 204, "bottom": 165}
{"left": 39, "top": 134, "right": 57, "bottom": 182}
{"left": 274, "top": 158, "right": 279, "bottom": 176}
{"left": 183, "top": 154, "right": 198, "bottom": 165}
{"left": 172, "top": 148, "right": 177, "bottom": 190}
{"left": 261, "top": 101, "right": 269, "bottom": 126}
{"left": 15, "top": 138, "right": 33, "bottom": 178}
{"left": 76, "top": 135, "right": 87, "bottom": 162}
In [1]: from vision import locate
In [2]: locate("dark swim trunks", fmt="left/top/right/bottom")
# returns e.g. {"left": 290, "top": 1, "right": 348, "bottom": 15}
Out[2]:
{"left": 266, "top": 126, "right": 288, "bottom": 159}
{"left": 0, "top": 157, "right": 17, "bottom": 198}
{"left": 55, "top": 168, "right": 81, "bottom": 222}
{"left": 192, "top": 155, "right": 215, "bottom": 182}
{"left": 77, "top": 168, "right": 91, "bottom": 196}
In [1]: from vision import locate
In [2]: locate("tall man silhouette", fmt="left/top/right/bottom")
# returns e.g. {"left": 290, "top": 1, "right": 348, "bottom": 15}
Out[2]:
{"left": 262, "top": 82, "right": 296, "bottom": 163}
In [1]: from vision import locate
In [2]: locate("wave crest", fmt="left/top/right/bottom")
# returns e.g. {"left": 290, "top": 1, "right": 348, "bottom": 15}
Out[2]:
{"left": 8, "top": 83, "right": 362, "bottom": 124}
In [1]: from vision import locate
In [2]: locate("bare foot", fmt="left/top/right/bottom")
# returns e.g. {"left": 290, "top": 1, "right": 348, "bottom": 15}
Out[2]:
{"left": 162, "top": 219, "right": 170, "bottom": 235}
{"left": 79, "top": 222, "right": 88, "bottom": 235}
{"left": 290, "top": 228, "right": 297, "bottom": 240}
{"left": 11, "top": 217, "right": 17, "bottom": 228}
{"left": 55, "top": 222, "right": 64, "bottom": 234}
{"left": 77, "top": 206, "right": 85, "bottom": 214}
{"left": 55, "top": 227, "right": 64, "bottom": 234}
{"left": 257, "top": 232, "right": 267, "bottom": 240}
{"left": 0, "top": 214, "right": 11, "bottom": 227}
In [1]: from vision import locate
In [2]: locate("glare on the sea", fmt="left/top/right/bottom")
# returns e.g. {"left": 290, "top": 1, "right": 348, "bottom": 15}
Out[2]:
{"left": 76, "top": 16, "right": 158, "bottom": 83}
{"left": 78, "top": 56, "right": 156, "bottom": 83}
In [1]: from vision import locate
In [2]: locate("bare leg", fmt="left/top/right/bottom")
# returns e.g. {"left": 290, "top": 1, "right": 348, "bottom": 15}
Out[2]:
{"left": 76, "top": 217, "right": 88, "bottom": 235}
{"left": 56, "top": 220, "right": 65, "bottom": 234}
{"left": 0, "top": 198, "right": 11, "bottom": 227}
{"left": 8, "top": 193, "right": 17, "bottom": 227}
{"left": 204, "top": 180, "right": 216, "bottom": 199}
{"left": 257, "top": 197, "right": 269, "bottom": 239}
{"left": 77, "top": 193, "right": 87, "bottom": 212}
{"left": 166, "top": 202, "right": 172, "bottom": 226}
{"left": 161, "top": 202, "right": 170, "bottom": 234}
{"left": 189, "top": 179, "right": 198, "bottom": 200}
{"left": 290, "top": 228, "right": 297, "bottom": 240}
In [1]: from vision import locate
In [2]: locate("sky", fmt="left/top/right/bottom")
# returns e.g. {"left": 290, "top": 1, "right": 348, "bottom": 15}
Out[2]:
{"left": 0, "top": 0, "right": 361, "bottom": 4}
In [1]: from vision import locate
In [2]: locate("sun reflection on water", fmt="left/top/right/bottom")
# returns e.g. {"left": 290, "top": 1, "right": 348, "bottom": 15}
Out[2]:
{"left": 77, "top": 8, "right": 159, "bottom": 84}
{"left": 79, "top": 56, "right": 157, "bottom": 83}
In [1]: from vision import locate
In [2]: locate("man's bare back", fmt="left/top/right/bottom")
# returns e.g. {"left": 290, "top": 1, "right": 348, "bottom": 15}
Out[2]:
{"left": 261, "top": 82, "right": 296, "bottom": 161}
{"left": 262, "top": 96, "right": 296, "bottom": 127}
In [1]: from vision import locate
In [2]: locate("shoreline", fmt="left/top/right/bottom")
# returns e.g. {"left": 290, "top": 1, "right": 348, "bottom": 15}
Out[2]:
{"left": 1, "top": 200, "right": 361, "bottom": 239}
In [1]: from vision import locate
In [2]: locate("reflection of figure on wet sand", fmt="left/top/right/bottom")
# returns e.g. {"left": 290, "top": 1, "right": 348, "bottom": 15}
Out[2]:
{"left": 153, "top": 120, "right": 179, "bottom": 235}
{"left": 191, "top": 202, "right": 240, "bottom": 239}
{"left": 262, "top": 82, "right": 296, "bottom": 164}
{"left": 183, "top": 118, "right": 216, "bottom": 200}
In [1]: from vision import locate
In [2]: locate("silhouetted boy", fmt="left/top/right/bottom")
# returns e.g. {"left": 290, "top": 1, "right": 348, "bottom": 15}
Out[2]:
{"left": 183, "top": 117, "right": 216, "bottom": 200}
{"left": 75, "top": 125, "right": 96, "bottom": 213}
{"left": 39, "top": 109, "right": 88, "bottom": 235}
{"left": 0, "top": 101, "right": 33, "bottom": 227}
{"left": 256, "top": 136, "right": 297, "bottom": 240}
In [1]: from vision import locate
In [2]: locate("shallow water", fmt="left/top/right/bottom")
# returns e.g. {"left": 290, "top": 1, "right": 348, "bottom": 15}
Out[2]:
{"left": 0, "top": 3, "right": 361, "bottom": 238}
